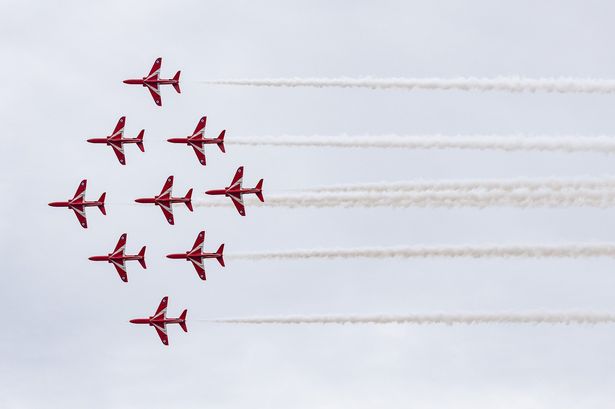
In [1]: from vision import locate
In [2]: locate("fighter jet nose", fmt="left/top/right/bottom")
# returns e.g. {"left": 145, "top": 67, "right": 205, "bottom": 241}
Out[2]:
{"left": 129, "top": 319, "right": 137, "bottom": 324}
{"left": 88, "top": 256, "right": 95, "bottom": 261}
{"left": 205, "top": 190, "right": 214, "bottom": 195}
{"left": 122, "top": 80, "right": 129, "bottom": 84}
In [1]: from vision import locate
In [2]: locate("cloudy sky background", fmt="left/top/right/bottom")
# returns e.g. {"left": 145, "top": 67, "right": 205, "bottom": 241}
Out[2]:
{"left": 2, "top": 1, "right": 615, "bottom": 407}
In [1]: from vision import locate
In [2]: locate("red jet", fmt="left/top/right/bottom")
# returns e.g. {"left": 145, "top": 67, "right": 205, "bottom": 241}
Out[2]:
{"left": 167, "top": 116, "right": 226, "bottom": 166}
{"left": 87, "top": 116, "right": 144, "bottom": 165}
{"left": 130, "top": 296, "right": 187, "bottom": 346}
{"left": 123, "top": 57, "right": 180, "bottom": 106}
{"left": 166, "top": 230, "right": 225, "bottom": 280}
{"left": 48, "top": 180, "right": 106, "bottom": 228}
{"left": 135, "top": 176, "right": 193, "bottom": 225}
{"left": 205, "top": 166, "right": 264, "bottom": 216}
{"left": 88, "top": 233, "right": 146, "bottom": 282}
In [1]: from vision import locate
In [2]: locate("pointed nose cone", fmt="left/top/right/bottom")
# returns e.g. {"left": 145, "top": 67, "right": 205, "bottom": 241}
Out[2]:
{"left": 205, "top": 190, "right": 216, "bottom": 195}
{"left": 86, "top": 138, "right": 95, "bottom": 143}
{"left": 129, "top": 319, "right": 138, "bottom": 324}
{"left": 123, "top": 80, "right": 130, "bottom": 84}
{"left": 88, "top": 256, "right": 95, "bottom": 261}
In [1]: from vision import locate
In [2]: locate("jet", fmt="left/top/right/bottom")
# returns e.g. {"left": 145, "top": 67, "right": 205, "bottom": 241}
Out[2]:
{"left": 130, "top": 296, "right": 187, "bottom": 346}
{"left": 88, "top": 233, "right": 146, "bottom": 282}
{"left": 167, "top": 116, "right": 226, "bottom": 166}
{"left": 135, "top": 176, "right": 193, "bottom": 225}
{"left": 166, "top": 230, "right": 224, "bottom": 280}
{"left": 87, "top": 116, "right": 145, "bottom": 165}
{"left": 123, "top": 57, "right": 180, "bottom": 106}
{"left": 48, "top": 179, "right": 106, "bottom": 228}
{"left": 205, "top": 166, "right": 263, "bottom": 216}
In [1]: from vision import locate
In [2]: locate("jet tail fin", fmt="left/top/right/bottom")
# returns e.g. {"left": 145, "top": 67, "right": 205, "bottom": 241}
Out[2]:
{"left": 185, "top": 188, "right": 193, "bottom": 212}
{"left": 98, "top": 192, "right": 107, "bottom": 215}
{"left": 255, "top": 179, "right": 264, "bottom": 202}
{"left": 136, "top": 130, "right": 145, "bottom": 152}
{"left": 138, "top": 246, "right": 147, "bottom": 269}
{"left": 172, "top": 71, "right": 181, "bottom": 93}
{"left": 217, "top": 130, "right": 226, "bottom": 153}
{"left": 216, "top": 244, "right": 225, "bottom": 267}
{"left": 179, "top": 309, "right": 188, "bottom": 332}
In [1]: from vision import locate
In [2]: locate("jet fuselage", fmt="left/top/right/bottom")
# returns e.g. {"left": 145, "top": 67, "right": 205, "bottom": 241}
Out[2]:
{"left": 134, "top": 196, "right": 190, "bottom": 205}
{"left": 205, "top": 187, "right": 261, "bottom": 197}
{"left": 48, "top": 199, "right": 103, "bottom": 208}
{"left": 166, "top": 251, "right": 222, "bottom": 261}
{"left": 87, "top": 137, "right": 142, "bottom": 145}
{"left": 129, "top": 317, "right": 184, "bottom": 325}
{"left": 88, "top": 253, "right": 144, "bottom": 263}
{"left": 123, "top": 78, "right": 178, "bottom": 86}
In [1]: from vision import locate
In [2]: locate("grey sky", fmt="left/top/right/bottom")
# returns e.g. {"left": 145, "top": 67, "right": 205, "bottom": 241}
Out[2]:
{"left": 2, "top": 1, "right": 615, "bottom": 408}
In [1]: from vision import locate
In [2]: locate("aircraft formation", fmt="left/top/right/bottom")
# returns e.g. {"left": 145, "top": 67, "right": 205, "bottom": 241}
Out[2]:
{"left": 48, "top": 58, "right": 264, "bottom": 345}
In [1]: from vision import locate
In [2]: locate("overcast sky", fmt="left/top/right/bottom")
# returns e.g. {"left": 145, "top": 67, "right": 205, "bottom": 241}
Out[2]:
{"left": 2, "top": 1, "right": 615, "bottom": 408}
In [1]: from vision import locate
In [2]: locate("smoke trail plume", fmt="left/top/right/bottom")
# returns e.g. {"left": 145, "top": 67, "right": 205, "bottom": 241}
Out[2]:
{"left": 203, "top": 77, "right": 615, "bottom": 94}
{"left": 205, "top": 313, "right": 615, "bottom": 325}
{"left": 229, "top": 244, "right": 615, "bottom": 260}
{"left": 196, "top": 190, "right": 615, "bottom": 209}
{"left": 304, "top": 178, "right": 615, "bottom": 194}
{"left": 228, "top": 135, "right": 615, "bottom": 153}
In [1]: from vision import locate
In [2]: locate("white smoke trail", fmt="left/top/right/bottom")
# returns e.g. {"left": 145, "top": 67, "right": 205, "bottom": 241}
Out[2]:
{"left": 205, "top": 313, "right": 615, "bottom": 325}
{"left": 303, "top": 178, "right": 615, "bottom": 194}
{"left": 195, "top": 190, "right": 615, "bottom": 209}
{"left": 203, "top": 77, "right": 615, "bottom": 94}
{"left": 228, "top": 135, "right": 615, "bottom": 153}
{"left": 229, "top": 244, "right": 615, "bottom": 260}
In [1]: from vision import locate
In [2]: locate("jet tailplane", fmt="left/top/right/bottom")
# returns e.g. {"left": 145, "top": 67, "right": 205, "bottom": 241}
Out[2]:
{"left": 255, "top": 180, "right": 264, "bottom": 202}
{"left": 173, "top": 71, "right": 181, "bottom": 93}
{"left": 179, "top": 309, "right": 188, "bottom": 332}
{"left": 185, "top": 188, "right": 193, "bottom": 211}
{"left": 98, "top": 192, "right": 107, "bottom": 214}
{"left": 137, "top": 130, "right": 145, "bottom": 152}
{"left": 138, "top": 246, "right": 147, "bottom": 269}
{"left": 217, "top": 130, "right": 226, "bottom": 153}
{"left": 216, "top": 244, "right": 225, "bottom": 267}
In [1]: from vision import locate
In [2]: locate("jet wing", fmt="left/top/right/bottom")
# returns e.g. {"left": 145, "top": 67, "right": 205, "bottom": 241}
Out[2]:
{"left": 189, "top": 257, "right": 207, "bottom": 280}
{"left": 228, "top": 193, "right": 246, "bottom": 216}
{"left": 153, "top": 297, "right": 168, "bottom": 320}
{"left": 73, "top": 179, "right": 87, "bottom": 201}
{"left": 190, "top": 142, "right": 207, "bottom": 166}
{"left": 152, "top": 322, "right": 169, "bottom": 345}
{"left": 111, "top": 259, "right": 128, "bottom": 282}
{"left": 109, "top": 141, "right": 126, "bottom": 165}
{"left": 229, "top": 166, "right": 243, "bottom": 190}
{"left": 145, "top": 82, "right": 162, "bottom": 106}
{"left": 193, "top": 116, "right": 206, "bottom": 137}
{"left": 159, "top": 176, "right": 173, "bottom": 199}
{"left": 111, "top": 233, "right": 127, "bottom": 256}
{"left": 146, "top": 58, "right": 161, "bottom": 81}
{"left": 158, "top": 202, "right": 175, "bottom": 225}
{"left": 71, "top": 205, "right": 88, "bottom": 228}
{"left": 110, "top": 117, "right": 125, "bottom": 140}
{"left": 191, "top": 231, "right": 205, "bottom": 252}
